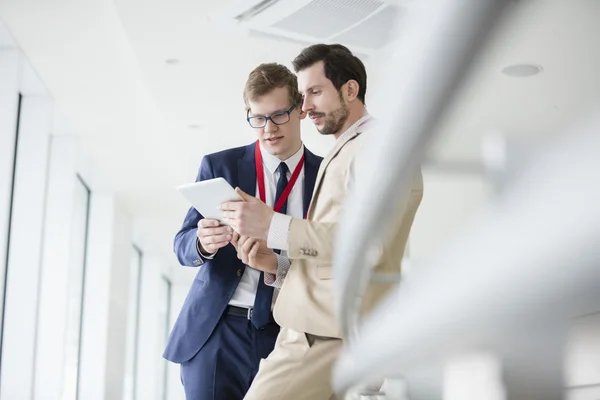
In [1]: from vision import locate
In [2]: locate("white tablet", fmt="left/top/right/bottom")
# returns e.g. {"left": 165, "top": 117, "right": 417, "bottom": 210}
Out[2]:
{"left": 177, "top": 178, "right": 243, "bottom": 225}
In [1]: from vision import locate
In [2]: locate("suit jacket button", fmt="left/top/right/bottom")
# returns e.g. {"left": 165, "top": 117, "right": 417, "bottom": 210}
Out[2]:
{"left": 237, "top": 269, "right": 242, "bottom": 277}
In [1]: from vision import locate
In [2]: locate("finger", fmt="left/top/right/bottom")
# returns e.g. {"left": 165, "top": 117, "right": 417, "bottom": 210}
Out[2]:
{"left": 235, "top": 187, "right": 254, "bottom": 202}
{"left": 200, "top": 233, "right": 232, "bottom": 246}
{"left": 210, "top": 240, "right": 230, "bottom": 251}
{"left": 237, "top": 235, "right": 250, "bottom": 248}
{"left": 241, "top": 237, "right": 256, "bottom": 255}
{"left": 230, "top": 232, "right": 239, "bottom": 248}
{"left": 220, "top": 201, "right": 242, "bottom": 211}
{"left": 221, "top": 210, "right": 240, "bottom": 220}
{"left": 198, "top": 231, "right": 230, "bottom": 243}
{"left": 198, "top": 219, "right": 220, "bottom": 228}
{"left": 198, "top": 226, "right": 232, "bottom": 237}
{"left": 240, "top": 249, "right": 248, "bottom": 264}
{"left": 221, "top": 218, "right": 237, "bottom": 231}
{"left": 237, "top": 240, "right": 248, "bottom": 261}
{"left": 237, "top": 237, "right": 246, "bottom": 262}
{"left": 248, "top": 241, "right": 260, "bottom": 261}
{"left": 203, "top": 239, "right": 230, "bottom": 253}
{"left": 240, "top": 241, "right": 254, "bottom": 265}
{"left": 238, "top": 237, "right": 255, "bottom": 264}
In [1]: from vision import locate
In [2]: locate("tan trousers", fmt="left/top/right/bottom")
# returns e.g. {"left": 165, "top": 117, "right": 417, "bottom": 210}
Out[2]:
{"left": 244, "top": 327, "right": 343, "bottom": 400}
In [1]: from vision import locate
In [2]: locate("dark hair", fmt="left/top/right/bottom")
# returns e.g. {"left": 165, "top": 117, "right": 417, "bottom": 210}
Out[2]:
{"left": 243, "top": 63, "right": 303, "bottom": 111}
{"left": 292, "top": 44, "right": 367, "bottom": 103}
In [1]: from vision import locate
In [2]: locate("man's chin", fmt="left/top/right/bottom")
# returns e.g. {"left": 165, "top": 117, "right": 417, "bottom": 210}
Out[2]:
{"left": 264, "top": 143, "right": 283, "bottom": 156}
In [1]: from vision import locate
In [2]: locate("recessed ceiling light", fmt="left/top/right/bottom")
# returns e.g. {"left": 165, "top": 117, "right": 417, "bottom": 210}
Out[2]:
{"left": 165, "top": 58, "right": 180, "bottom": 65}
{"left": 502, "top": 64, "right": 543, "bottom": 77}
{"left": 188, "top": 124, "right": 201, "bottom": 130}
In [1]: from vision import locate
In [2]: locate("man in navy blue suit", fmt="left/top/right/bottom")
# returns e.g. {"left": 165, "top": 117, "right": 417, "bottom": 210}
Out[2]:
{"left": 163, "top": 63, "right": 323, "bottom": 400}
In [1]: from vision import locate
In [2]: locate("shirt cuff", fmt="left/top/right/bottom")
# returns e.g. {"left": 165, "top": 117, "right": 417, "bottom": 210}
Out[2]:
{"left": 264, "top": 254, "right": 291, "bottom": 289}
{"left": 267, "top": 213, "right": 292, "bottom": 252}
{"left": 197, "top": 239, "right": 216, "bottom": 260}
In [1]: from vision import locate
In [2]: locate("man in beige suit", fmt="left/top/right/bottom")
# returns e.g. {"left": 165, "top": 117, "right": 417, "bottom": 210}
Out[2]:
{"left": 222, "top": 44, "right": 423, "bottom": 399}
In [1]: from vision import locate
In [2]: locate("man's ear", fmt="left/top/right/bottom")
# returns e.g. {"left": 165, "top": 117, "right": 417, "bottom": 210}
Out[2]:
{"left": 345, "top": 80, "right": 360, "bottom": 102}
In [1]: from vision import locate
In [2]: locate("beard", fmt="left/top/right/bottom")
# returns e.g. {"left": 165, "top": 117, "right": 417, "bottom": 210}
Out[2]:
{"left": 310, "top": 92, "right": 350, "bottom": 136}
{"left": 318, "top": 103, "right": 349, "bottom": 136}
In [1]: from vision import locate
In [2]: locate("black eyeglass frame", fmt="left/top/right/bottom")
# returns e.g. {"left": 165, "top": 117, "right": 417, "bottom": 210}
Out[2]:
{"left": 246, "top": 103, "right": 297, "bottom": 128}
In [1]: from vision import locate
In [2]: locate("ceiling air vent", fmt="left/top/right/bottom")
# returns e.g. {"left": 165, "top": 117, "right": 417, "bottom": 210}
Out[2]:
{"left": 210, "top": 0, "right": 410, "bottom": 55}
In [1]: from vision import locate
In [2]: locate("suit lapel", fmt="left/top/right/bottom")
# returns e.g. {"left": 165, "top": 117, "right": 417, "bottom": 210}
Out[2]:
{"left": 237, "top": 142, "right": 257, "bottom": 197}
{"left": 310, "top": 129, "right": 363, "bottom": 212}
{"left": 302, "top": 148, "right": 320, "bottom": 217}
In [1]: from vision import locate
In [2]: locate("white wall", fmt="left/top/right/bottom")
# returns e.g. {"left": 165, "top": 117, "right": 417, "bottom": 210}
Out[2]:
{"left": 34, "top": 135, "right": 78, "bottom": 399}
{"left": 0, "top": 31, "right": 172, "bottom": 399}
{"left": 166, "top": 284, "right": 188, "bottom": 400}
{"left": 78, "top": 194, "right": 132, "bottom": 400}
{"left": 409, "top": 169, "right": 492, "bottom": 262}
{"left": 136, "top": 253, "right": 170, "bottom": 400}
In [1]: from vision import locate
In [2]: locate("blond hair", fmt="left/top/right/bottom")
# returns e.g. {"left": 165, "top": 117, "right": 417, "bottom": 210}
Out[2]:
{"left": 243, "top": 63, "right": 302, "bottom": 110}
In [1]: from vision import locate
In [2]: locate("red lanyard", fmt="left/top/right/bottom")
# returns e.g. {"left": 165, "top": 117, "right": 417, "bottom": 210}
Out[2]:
{"left": 254, "top": 141, "right": 304, "bottom": 213}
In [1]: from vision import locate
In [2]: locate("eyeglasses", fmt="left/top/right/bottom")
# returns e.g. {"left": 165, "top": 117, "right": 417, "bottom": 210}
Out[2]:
{"left": 246, "top": 103, "right": 297, "bottom": 128}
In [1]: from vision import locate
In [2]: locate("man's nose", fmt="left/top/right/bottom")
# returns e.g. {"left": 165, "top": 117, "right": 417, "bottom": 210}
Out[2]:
{"left": 264, "top": 118, "right": 278, "bottom": 133}
{"left": 302, "top": 97, "right": 313, "bottom": 113}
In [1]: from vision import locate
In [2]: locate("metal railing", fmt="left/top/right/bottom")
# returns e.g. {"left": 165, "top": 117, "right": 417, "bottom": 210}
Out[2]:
{"left": 331, "top": 0, "right": 600, "bottom": 398}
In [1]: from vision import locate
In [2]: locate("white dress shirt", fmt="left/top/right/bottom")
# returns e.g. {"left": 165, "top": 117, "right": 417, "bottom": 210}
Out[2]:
{"left": 228, "top": 144, "right": 305, "bottom": 309}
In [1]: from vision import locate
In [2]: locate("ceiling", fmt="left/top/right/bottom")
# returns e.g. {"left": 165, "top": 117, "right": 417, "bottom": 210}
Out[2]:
{"left": 1, "top": 0, "right": 599, "bottom": 273}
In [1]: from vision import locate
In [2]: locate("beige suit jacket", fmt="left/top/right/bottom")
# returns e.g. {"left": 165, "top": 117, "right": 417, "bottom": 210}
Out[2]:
{"left": 273, "top": 122, "right": 423, "bottom": 339}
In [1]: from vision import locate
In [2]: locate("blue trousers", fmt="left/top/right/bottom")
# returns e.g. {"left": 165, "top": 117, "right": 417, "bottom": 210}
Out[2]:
{"left": 180, "top": 312, "right": 279, "bottom": 400}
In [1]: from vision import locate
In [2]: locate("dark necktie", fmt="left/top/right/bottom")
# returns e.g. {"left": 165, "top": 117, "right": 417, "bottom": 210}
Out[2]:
{"left": 251, "top": 162, "right": 289, "bottom": 329}
{"left": 274, "top": 162, "right": 289, "bottom": 215}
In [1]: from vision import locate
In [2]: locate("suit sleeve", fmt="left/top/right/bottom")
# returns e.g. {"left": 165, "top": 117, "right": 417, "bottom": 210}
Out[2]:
{"left": 278, "top": 168, "right": 423, "bottom": 265}
{"left": 286, "top": 219, "right": 338, "bottom": 262}
{"left": 266, "top": 209, "right": 338, "bottom": 263}
{"left": 173, "top": 156, "right": 216, "bottom": 267}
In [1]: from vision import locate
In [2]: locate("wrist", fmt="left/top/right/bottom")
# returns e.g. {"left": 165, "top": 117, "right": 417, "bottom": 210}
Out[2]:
{"left": 197, "top": 239, "right": 214, "bottom": 257}
{"left": 267, "top": 258, "right": 277, "bottom": 274}
{"left": 262, "top": 210, "right": 275, "bottom": 240}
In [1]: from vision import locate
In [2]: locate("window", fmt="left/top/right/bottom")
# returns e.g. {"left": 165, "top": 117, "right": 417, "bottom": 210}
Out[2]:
{"left": 123, "top": 246, "right": 142, "bottom": 400}
{"left": 0, "top": 91, "right": 21, "bottom": 378}
{"left": 62, "top": 175, "right": 91, "bottom": 400}
{"left": 157, "top": 276, "right": 172, "bottom": 400}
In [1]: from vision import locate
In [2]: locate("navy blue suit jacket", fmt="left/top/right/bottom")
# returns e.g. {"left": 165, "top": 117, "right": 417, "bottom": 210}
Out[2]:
{"left": 163, "top": 142, "right": 322, "bottom": 363}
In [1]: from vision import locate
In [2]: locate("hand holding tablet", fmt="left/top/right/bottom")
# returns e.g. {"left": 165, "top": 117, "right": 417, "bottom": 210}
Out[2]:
{"left": 177, "top": 178, "right": 243, "bottom": 226}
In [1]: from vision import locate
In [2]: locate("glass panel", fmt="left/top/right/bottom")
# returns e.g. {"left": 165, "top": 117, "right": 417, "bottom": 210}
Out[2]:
{"left": 123, "top": 246, "right": 142, "bottom": 400}
{"left": 157, "top": 277, "right": 172, "bottom": 400}
{"left": 62, "top": 176, "right": 90, "bottom": 400}
{"left": 0, "top": 92, "right": 20, "bottom": 356}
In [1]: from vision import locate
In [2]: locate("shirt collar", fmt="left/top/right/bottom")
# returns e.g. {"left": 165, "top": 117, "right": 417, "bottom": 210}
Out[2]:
{"left": 338, "top": 114, "right": 372, "bottom": 142}
{"left": 259, "top": 143, "right": 304, "bottom": 175}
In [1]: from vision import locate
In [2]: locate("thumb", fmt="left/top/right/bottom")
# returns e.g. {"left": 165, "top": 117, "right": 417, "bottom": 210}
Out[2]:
{"left": 235, "top": 187, "right": 254, "bottom": 202}
{"left": 230, "top": 232, "right": 239, "bottom": 249}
